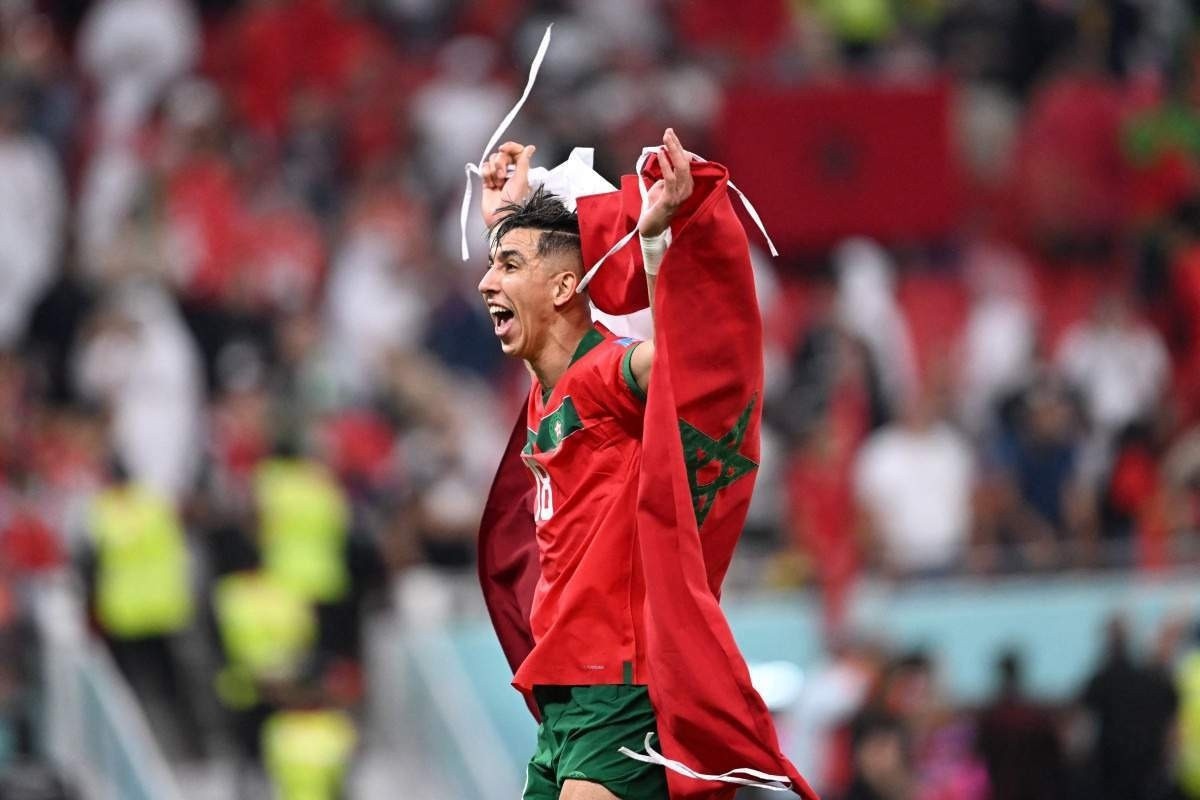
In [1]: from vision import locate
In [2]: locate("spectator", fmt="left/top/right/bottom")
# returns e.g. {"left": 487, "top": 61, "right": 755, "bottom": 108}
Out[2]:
{"left": 1057, "top": 293, "right": 1169, "bottom": 480}
{"left": 409, "top": 35, "right": 515, "bottom": 195}
{"left": 835, "top": 238, "right": 919, "bottom": 420}
{"left": 262, "top": 702, "right": 357, "bottom": 800}
{"left": 1102, "top": 421, "right": 1171, "bottom": 566}
{"left": 854, "top": 388, "right": 976, "bottom": 577}
{"left": 73, "top": 283, "right": 204, "bottom": 502}
{"left": 77, "top": 0, "right": 198, "bottom": 143}
{"left": 1161, "top": 424, "right": 1200, "bottom": 552}
{"left": 0, "top": 470, "right": 65, "bottom": 578}
{"left": 957, "top": 239, "right": 1037, "bottom": 435}
{"left": 272, "top": 308, "right": 340, "bottom": 430}
{"left": 1079, "top": 616, "right": 1179, "bottom": 800}
{"left": 252, "top": 434, "right": 384, "bottom": 663}
{"left": 253, "top": 438, "right": 349, "bottom": 608}
{"left": 324, "top": 192, "right": 433, "bottom": 400}
{"left": 786, "top": 638, "right": 883, "bottom": 795}
{"left": 79, "top": 456, "right": 205, "bottom": 761}
{"left": 976, "top": 650, "right": 1067, "bottom": 800}
{"left": 210, "top": 565, "right": 317, "bottom": 795}
{"left": 986, "top": 373, "right": 1095, "bottom": 570}
{"left": 785, "top": 417, "right": 862, "bottom": 632}
{"left": 845, "top": 712, "right": 912, "bottom": 800}
{"left": 775, "top": 276, "right": 888, "bottom": 442}
{"left": 875, "top": 651, "right": 989, "bottom": 800}
{"left": 0, "top": 79, "right": 64, "bottom": 349}
{"left": 5, "top": 11, "right": 79, "bottom": 162}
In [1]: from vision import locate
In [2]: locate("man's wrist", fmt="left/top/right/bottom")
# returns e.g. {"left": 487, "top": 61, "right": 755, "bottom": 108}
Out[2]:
{"left": 640, "top": 229, "right": 671, "bottom": 276}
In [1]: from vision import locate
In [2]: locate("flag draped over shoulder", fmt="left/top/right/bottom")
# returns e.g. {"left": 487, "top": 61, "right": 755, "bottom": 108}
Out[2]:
{"left": 478, "top": 414, "right": 539, "bottom": 674}
{"left": 478, "top": 154, "right": 818, "bottom": 799}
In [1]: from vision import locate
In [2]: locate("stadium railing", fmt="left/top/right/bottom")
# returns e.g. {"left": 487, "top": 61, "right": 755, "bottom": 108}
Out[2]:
{"left": 397, "top": 624, "right": 526, "bottom": 799}
{"left": 33, "top": 576, "right": 186, "bottom": 800}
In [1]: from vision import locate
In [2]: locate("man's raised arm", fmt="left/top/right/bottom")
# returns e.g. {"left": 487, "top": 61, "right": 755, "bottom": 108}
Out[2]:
{"left": 627, "top": 127, "right": 694, "bottom": 395}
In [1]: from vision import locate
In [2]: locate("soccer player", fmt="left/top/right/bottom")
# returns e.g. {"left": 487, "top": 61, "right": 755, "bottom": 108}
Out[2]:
{"left": 476, "top": 129, "right": 693, "bottom": 800}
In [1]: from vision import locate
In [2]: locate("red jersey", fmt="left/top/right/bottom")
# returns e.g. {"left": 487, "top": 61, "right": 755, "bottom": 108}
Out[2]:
{"left": 513, "top": 323, "right": 647, "bottom": 691}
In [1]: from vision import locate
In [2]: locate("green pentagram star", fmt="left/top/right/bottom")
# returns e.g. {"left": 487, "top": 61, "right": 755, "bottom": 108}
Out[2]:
{"left": 678, "top": 395, "right": 759, "bottom": 529}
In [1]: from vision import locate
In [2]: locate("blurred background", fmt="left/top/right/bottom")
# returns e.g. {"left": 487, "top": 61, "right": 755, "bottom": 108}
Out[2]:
{"left": 2, "top": 0, "right": 1200, "bottom": 798}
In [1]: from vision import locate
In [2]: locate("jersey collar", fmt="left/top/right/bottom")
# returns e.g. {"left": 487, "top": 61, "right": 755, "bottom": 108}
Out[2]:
{"left": 570, "top": 326, "right": 605, "bottom": 366}
{"left": 541, "top": 326, "right": 605, "bottom": 404}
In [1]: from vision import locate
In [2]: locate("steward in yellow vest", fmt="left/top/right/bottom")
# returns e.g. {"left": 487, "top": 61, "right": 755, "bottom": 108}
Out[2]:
{"left": 213, "top": 570, "right": 317, "bottom": 712}
{"left": 263, "top": 708, "right": 357, "bottom": 800}
{"left": 254, "top": 455, "right": 350, "bottom": 605}
{"left": 85, "top": 469, "right": 206, "bottom": 759}
{"left": 88, "top": 481, "right": 193, "bottom": 639}
{"left": 1181, "top": 647, "right": 1200, "bottom": 798}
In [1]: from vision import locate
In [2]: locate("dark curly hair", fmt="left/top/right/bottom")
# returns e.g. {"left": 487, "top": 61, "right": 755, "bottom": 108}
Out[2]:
{"left": 488, "top": 185, "right": 582, "bottom": 262}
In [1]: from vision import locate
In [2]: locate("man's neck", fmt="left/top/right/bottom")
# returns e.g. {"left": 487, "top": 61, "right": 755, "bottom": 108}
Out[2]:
{"left": 527, "top": 320, "right": 593, "bottom": 391}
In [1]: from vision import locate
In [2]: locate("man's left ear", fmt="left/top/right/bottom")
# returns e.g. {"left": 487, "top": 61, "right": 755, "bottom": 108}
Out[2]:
{"left": 552, "top": 270, "right": 579, "bottom": 308}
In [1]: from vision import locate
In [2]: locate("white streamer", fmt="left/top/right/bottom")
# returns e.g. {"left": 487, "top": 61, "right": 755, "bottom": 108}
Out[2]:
{"left": 459, "top": 24, "right": 554, "bottom": 261}
{"left": 576, "top": 227, "right": 639, "bottom": 292}
{"left": 619, "top": 733, "right": 792, "bottom": 792}
{"left": 728, "top": 179, "right": 779, "bottom": 256}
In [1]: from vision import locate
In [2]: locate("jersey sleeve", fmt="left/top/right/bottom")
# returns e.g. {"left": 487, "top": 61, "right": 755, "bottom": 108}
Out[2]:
{"left": 586, "top": 339, "right": 646, "bottom": 425}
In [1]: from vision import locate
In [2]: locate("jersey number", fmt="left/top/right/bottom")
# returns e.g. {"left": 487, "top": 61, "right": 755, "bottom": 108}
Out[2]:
{"left": 528, "top": 462, "right": 554, "bottom": 521}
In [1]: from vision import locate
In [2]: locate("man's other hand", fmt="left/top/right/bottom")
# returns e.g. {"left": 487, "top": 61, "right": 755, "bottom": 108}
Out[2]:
{"left": 638, "top": 128, "right": 693, "bottom": 238}
{"left": 481, "top": 141, "right": 536, "bottom": 229}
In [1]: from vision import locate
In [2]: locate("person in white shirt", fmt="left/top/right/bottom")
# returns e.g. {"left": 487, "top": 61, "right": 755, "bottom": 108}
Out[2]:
{"left": 0, "top": 85, "right": 64, "bottom": 349}
{"left": 957, "top": 240, "right": 1037, "bottom": 435}
{"left": 854, "top": 388, "right": 976, "bottom": 576}
{"left": 73, "top": 283, "right": 204, "bottom": 504}
{"left": 77, "top": 0, "right": 198, "bottom": 143}
{"left": 1056, "top": 293, "right": 1169, "bottom": 481}
{"left": 834, "top": 238, "right": 919, "bottom": 421}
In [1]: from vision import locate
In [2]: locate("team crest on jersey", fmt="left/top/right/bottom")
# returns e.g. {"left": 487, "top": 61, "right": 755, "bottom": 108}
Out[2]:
{"left": 525, "top": 397, "right": 584, "bottom": 454}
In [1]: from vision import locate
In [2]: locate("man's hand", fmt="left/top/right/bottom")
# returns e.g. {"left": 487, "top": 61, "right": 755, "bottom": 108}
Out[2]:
{"left": 481, "top": 141, "right": 536, "bottom": 229}
{"left": 638, "top": 128, "right": 693, "bottom": 238}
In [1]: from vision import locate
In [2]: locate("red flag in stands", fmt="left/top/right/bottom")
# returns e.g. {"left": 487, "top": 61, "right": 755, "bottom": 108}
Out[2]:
{"left": 716, "top": 82, "right": 960, "bottom": 250}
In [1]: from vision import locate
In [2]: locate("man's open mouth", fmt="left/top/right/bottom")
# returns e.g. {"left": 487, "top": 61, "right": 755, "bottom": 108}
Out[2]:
{"left": 488, "top": 303, "right": 515, "bottom": 337}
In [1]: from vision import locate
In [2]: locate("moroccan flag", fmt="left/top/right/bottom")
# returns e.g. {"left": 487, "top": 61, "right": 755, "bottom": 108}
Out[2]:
{"left": 715, "top": 82, "right": 960, "bottom": 250}
{"left": 479, "top": 155, "right": 817, "bottom": 799}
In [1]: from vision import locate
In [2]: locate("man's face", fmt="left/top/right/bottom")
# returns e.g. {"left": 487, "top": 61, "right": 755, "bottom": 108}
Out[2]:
{"left": 478, "top": 228, "right": 562, "bottom": 360}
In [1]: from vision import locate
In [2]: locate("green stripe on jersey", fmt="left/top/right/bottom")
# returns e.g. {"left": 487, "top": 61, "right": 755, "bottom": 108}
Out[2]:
{"left": 621, "top": 343, "right": 647, "bottom": 403}
{"left": 533, "top": 397, "right": 584, "bottom": 453}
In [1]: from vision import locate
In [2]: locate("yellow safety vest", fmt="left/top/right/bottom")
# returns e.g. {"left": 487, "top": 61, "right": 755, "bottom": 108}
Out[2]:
{"left": 263, "top": 709, "right": 357, "bottom": 800}
{"left": 255, "top": 459, "right": 350, "bottom": 604}
{"left": 814, "top": 0, "right": 895, "bottom": 44}
{"left": 89, "top": 485, "right": 193, "bottom": 639}
{"left": 1180, "top": 651, "right": 1200, "bottom": 798}
{"left": 213, "top": 571, "right": 316, "bottom": 709}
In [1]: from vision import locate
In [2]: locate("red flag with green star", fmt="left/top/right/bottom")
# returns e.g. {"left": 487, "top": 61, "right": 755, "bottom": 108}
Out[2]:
{"left": 578, "top": 154, "right": 817, "bottom": 799}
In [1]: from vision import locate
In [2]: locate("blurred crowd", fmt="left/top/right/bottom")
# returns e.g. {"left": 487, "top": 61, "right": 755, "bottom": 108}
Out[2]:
{"left": 753, "top": 613, "right": 1200, "bottom": 800}
{"left": 0, "top": 0, "right": 1199, "bottom": 796}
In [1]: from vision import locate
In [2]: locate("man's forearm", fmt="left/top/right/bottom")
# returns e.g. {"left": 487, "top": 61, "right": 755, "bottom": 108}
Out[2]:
{"left": 640, "top": 229, "right": 670, "bottom": 337}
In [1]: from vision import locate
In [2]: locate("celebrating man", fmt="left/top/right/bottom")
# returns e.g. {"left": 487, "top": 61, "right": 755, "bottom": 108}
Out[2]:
{"left": 476, "top": 130, "right": 816, "bottom": 800}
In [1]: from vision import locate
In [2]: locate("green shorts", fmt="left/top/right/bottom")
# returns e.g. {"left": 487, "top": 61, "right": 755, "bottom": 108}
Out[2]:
{"left": 523, "top": 684, "right": 668, "bottom": 800}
